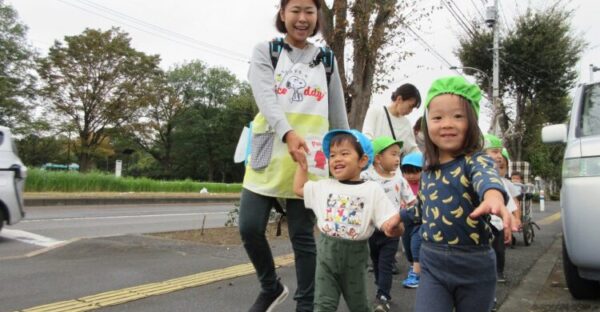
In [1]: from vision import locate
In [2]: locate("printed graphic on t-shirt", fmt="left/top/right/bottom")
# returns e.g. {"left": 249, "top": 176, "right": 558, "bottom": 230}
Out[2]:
{"left": 322, "top": 193, "right": 365, "bottom": 239}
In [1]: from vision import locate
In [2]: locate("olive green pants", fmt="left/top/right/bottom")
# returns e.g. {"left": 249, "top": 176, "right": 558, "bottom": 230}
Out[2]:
{"left": 314, "top": 234, "right": 372, "bottom": 312}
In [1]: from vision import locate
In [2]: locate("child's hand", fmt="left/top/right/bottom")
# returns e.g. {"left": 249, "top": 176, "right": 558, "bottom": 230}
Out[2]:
{"left": 384, "top": 223, "right": 404, "bottom": 238}
{"left": 285, "top": 130, "right": 309, "bottom": 170}
{"left": 382, "top": 214, "right": 403, "bottom": 238}
{"left": 470, "top": 189, "right": 513, "bottom": 244}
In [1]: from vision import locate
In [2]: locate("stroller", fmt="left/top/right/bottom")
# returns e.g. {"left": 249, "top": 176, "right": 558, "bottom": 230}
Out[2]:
{"left": 513, "top": 183, "right": 540, "bottom": 246}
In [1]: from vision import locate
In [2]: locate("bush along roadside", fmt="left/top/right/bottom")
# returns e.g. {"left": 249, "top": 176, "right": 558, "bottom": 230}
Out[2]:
{"left": 26, "top": 168, "right": 242, "bottom": 193}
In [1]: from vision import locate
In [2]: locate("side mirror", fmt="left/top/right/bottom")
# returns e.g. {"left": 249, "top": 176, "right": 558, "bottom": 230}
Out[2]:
{"left": 541, "top": 124, "right": 567, "bottom": 143}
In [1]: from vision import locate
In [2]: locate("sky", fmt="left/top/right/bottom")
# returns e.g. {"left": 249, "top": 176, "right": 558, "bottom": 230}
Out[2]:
{"left": 6, "top": 0, "right": 600, "bottom": 130}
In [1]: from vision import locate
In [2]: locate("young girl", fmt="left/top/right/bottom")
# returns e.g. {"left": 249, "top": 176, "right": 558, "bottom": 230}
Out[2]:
{"left": 414, "top": 76, "right": 513, "bottom": 312}
{"left": 239, "top": 1, "right": 349, "bottom": 311}
{"left": 294, "top": 129, "right": 402, "bottom": 312}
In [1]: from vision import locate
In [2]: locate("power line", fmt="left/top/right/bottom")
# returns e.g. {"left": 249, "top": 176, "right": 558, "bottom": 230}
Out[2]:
{"left": 498, "top": 0, "right": 511, "bottom": 32}
{"left": 441, "top": 0, "right": 477, "bottom": 39}
{"left": 469, "top": 0, "right": 485, "bottom": 20}
{"left": 405, "top": 26, "right": 457, "bottom": 71}
{"left": 449, "top": 0, "right": 479, "bottom": 32}
{"left": 55, "top": 0, "right": 249, "bottom": 63}
{"left": 77, "top": 0, "right": 249, "bottom": 60}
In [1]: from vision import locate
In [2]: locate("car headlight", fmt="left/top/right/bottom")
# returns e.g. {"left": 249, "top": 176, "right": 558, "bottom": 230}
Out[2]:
{"left": 563, "top": 157, "right": 600, "bottom": 178}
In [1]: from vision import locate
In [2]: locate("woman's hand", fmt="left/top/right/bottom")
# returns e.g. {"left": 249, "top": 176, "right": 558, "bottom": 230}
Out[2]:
{"left": 284, "top": 130, "right": 310, "bottom": 170}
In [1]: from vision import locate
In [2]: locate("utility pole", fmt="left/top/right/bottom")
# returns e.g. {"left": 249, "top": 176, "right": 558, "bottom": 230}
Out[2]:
{"left": 486, "top": 0, "right": 500, "bottom": 135}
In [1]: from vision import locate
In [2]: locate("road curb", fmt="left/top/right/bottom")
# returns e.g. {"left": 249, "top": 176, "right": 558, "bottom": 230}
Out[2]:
{"left": 25, "top": 195, "right": 240, "bottom": 206}
{"left": 498, "top": 234, "right": 562, "bottom": 311}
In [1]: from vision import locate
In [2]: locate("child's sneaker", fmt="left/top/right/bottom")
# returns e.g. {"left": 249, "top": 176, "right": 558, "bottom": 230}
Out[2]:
{"left": 402, "top": 272, "right": 420, "bottom": 288}
{"left": 373, "top": 295, "right": 391, "bottom": 312}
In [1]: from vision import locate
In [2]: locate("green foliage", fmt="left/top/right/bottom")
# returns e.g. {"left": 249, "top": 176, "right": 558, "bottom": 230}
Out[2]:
{"left": 37, "top": 27, "right": 163, "bottom": 172}
{"left": 26, "top": 168, "right": 241, "bottom": 193}
{"left": 456, "top": 2, "right": 584, "bottom": 187}
{"left": 0, "top": 0, "right": 36, "bottom": 133}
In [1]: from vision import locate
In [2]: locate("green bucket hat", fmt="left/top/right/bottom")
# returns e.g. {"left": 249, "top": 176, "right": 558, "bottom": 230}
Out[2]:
{"left": 424, "top": 76, "right": 482, "bottom": 117}
{"left": 372, "top": 136, "right": 403, "bottom": 155}
{"left": 501, "top": 147, "right": 510, "bottom": 161}
{"left": 483, "top": 134, "right": 503, "bottom": 150}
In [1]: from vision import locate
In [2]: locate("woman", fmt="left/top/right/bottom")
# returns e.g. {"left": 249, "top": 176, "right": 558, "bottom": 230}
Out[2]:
{"left": 362, "top": 83, "right": 422, "bottom": 156}
{"left": 239, "top": 0, "right": 349, "bottom": 311}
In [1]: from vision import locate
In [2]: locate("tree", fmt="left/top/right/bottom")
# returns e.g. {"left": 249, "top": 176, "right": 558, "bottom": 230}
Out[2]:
{"left": 37, "top": 28, "right": 163, "bottom": 172}
{"left": 319, "top": 0, "right": 433, "bottom": 128}
{"left": 0, "top": 0, "right": 36, "bottom": 132}
{"left": 457, "top": 3, "right": 585, "bottom": 186}
{"left": 123, "top": 75, "right": 183, "bottom": 178}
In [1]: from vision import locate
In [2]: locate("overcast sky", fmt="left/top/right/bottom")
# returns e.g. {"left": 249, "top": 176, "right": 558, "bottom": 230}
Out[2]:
{"left": 7, "top": 0, "right": 600, "bottom": 130}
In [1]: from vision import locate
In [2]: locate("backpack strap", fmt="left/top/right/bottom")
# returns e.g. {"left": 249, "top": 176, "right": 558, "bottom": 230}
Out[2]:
{"left": 319, "top": 46, "right": 335, "bottom": 86}
{"left": 271, "top": 38, "right": 335, "bottom": 86}
{"left": 269, "top": 37, "right": 285, "bottom": 69}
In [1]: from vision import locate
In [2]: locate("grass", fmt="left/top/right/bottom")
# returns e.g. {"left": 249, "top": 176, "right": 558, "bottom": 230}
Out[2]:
{"left": 26, "top": 168, "right": 242, "bottom": 193}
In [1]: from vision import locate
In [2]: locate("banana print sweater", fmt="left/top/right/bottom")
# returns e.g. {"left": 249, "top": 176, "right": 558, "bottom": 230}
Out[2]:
{"left": 417, "top": 152, "right": 508, "bottom": 246}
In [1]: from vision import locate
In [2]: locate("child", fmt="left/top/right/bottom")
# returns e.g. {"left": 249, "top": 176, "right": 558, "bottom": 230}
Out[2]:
{"left": 399, "top": 151, "right": 424, "bottom": 289}
{"left": 361, "top": 136, "right": 416, "bottom": 311}
{"left": 293, "top": 129, "right": 403, "bottom": 312}
{"left": 240, "top": 0, "right": 349, "bottom": 311}
{"left": 414, "top": 76, "right": 513, "bottom": 312}
{"left": 483, "top": 135, "right": 519, "bottom": 285}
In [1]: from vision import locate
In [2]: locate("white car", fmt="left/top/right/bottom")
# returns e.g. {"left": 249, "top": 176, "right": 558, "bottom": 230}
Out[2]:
{"left": 0, "top": 126, "right": 27, "bottom": 232}
{"left": 542, "top": 81, "right": 600, "bottom": 299}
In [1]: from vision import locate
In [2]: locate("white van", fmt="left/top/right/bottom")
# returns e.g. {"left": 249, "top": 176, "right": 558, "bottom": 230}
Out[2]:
{"left": 542, "top": 82, "right": 600, "bottom": 299}
{"left": 0, "top": 126, "right": 27, "bottom": 232}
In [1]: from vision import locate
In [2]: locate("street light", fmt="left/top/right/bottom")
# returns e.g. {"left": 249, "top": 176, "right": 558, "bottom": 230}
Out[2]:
{"left": 449, "top": 66, "right": 492, "bottom": 99}
{"left": 590, "top": 64, "right": 600, "bottom": 83}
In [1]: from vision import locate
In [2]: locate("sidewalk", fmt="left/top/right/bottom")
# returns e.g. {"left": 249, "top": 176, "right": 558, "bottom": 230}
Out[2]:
{"left": 24, "top": 192, "right": 240, "bottom": 206}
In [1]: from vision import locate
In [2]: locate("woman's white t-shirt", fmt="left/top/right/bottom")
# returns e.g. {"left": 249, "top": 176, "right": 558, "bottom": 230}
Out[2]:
{"left": 362, "top": 105, "right": 418, "bottom": 155}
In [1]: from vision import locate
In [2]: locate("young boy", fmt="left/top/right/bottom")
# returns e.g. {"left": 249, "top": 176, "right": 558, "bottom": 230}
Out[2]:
{"left": 399, "top": 151, "right": 424, "bottom": 289}
{"left": 293, "top": 129, "right": 403, "bottom": 312}
{"left": 483, "top": 135, "right": 519, "bottom": 283}
{"left": 361, "top": 136, "right": 416, "bottom": 311}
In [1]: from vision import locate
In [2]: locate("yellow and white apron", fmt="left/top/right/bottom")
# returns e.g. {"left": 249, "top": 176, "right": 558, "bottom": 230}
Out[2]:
{"left": 243, "top": 49, "right": 330, "bottom": 198}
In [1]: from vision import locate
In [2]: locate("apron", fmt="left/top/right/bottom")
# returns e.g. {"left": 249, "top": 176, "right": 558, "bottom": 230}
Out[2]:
{"left": 243, "top": 48, "right": 330, "bottom": 199}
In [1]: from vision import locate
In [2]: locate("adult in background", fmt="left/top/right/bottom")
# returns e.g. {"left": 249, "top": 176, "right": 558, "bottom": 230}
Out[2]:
{"left": 362, "top": 83, "right": 422, "bottom": 156}
{"left": 239, "top": 0, "right": 349, "bottom": 311}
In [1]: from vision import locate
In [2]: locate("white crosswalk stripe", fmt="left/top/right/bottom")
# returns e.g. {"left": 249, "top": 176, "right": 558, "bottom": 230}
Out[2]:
{"left": 1, "top": 229, "right": 64, "bottom": 247}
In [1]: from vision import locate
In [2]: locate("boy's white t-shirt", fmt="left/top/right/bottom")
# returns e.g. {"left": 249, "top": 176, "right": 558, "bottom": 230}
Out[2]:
{"left": 360, "top": 166, "right": 416, "bottom": 209}
{"left": 490, "top": 179, "right": 518, "bottom": 230}
{"left": 304, "top": 179, "right": 398, "bottom": 240}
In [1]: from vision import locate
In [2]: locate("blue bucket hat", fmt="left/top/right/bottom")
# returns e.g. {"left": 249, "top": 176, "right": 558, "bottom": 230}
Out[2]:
{"left": 401, "top": 152, "right": 424, "bottom": 169}
{"left": 322, "top": 129, "right": 374, "bottom": 170}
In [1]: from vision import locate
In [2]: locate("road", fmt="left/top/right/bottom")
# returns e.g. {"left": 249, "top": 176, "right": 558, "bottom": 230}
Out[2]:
{"left": 1, "top": 200, "right": 599, "bottom": 312}
{"left": 0, "top": 203, "right": 235, "bottom": 259}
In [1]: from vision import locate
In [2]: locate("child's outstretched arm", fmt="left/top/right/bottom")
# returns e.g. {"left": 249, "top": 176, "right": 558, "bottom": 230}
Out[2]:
{"left": 293, "top": 163, "right": 309, "bottom": 198}
{"left": 470, "top": 189, "right": 513, "bottom": 244}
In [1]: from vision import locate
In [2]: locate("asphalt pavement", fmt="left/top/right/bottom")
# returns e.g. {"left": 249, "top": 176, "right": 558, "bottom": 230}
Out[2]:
{"left": 4, "top": 198, "right": 599, "bottom": 312}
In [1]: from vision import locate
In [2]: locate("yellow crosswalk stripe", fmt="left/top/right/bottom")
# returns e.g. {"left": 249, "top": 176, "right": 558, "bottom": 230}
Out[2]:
{"left": 16, "top": 254, "right": 295, "bottom": 312}
{"left": 537, "top": 212, "right": 561, "bottom": 225}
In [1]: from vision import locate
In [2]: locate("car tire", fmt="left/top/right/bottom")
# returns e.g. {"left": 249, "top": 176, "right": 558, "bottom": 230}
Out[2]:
{"left": 563, "top": 238, "right": 600, "bottom": 299}
{"left": 523, "top": 224, "right": 534, "bottom": 246}
{"left": 0, "top": 208, "right": 4, "bottom": 232}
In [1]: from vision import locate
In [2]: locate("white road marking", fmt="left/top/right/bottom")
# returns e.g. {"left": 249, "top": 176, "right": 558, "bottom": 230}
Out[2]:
{"left": 21, "top": 211, "right": 228, "bottom": 222}
{"left": 1, "top": 229, "right": 65, "bottom": 247}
